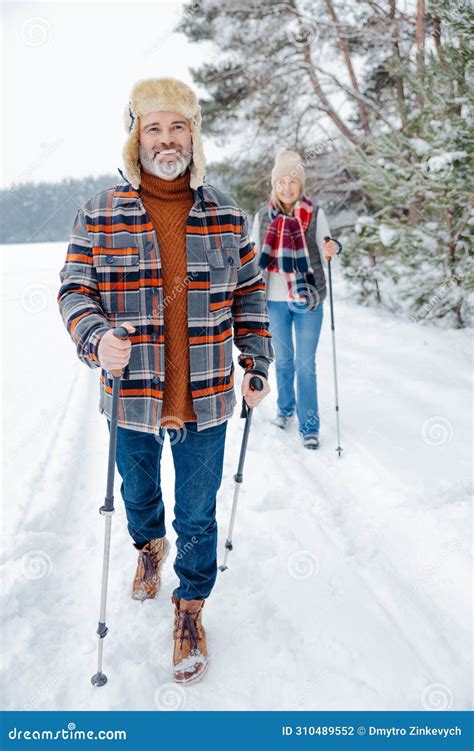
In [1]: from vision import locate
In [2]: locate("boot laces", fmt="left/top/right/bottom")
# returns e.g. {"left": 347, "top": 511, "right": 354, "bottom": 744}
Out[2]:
{"left": 140, "top": 549, "right": 157, "bottom": 582}
{"left": 177, "top": 610, "right": 200, "bottom": 653}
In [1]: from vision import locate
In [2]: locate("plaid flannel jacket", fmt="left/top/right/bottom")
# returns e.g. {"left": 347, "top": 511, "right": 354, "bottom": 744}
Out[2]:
{"left": 57, "top": 179, "right": 273, "bottom": 434}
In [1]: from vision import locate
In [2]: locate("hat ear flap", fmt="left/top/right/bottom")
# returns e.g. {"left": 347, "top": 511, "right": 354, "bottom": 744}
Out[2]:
{"left": 189, "top": 122, "right": 206, "bottom": 190}
{"left": 123, "top": 103, "right": 135, "bottom": 134}
{"left": 191, "top": 105, "right": 202, "bottom": 130}
{"left": 122, "top": 120, "right": 141, "bottom": 190}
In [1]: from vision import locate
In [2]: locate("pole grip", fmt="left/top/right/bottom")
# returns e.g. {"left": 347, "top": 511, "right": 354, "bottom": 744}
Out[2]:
{"left": 323, "top": 236, "right": 332, "bottom": 262}
{"left": 241, "top": 375, "right": 264, "bottom": 418}
{"left": 324, "top": 235, "right": 342, "bottom": 259}
{"left": 250, "top": 376, "right": 264, "bottom": 392}
{"left": 110, "top": 326, "right": 131, "bottom": 378}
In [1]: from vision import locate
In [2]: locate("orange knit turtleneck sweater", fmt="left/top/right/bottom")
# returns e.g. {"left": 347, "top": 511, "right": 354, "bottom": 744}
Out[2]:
{"left": 140, "top": 168, "right": 197, "bottom": 427}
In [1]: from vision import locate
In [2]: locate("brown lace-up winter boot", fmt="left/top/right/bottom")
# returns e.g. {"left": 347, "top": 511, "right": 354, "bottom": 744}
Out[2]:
{"left": 131, "top": 537, "right": 170, "bottom": 601}
{"left": 172, "top": 595, "right": 208, "bottom": 683}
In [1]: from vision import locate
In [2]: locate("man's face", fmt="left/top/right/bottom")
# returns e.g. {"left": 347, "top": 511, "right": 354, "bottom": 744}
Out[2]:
{"left": 139, "top": 110, "right": 193, "bottom": 180}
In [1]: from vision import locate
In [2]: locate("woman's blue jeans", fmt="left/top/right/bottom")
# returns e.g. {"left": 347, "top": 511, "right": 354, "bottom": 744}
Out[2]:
{"left": 107, "top": 419, "right": 227, "bottom": 601}
{"left": 267, "top": 301, "right": 324, "bottom": 436}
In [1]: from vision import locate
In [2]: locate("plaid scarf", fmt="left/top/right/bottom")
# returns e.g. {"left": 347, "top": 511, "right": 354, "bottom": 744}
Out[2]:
{"left": 258, "top": 197, "right": 314, "bottom": 303}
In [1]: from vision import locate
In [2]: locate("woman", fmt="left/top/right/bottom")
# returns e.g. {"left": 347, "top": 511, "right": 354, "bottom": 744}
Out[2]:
{"left": 252, "top": 149, "right": 340, "bottom": 450}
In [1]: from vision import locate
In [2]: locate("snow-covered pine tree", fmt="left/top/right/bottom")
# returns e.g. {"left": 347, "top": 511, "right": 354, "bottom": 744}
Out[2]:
{"left": 342, "top": 0, "right": 473, "bottom": 327}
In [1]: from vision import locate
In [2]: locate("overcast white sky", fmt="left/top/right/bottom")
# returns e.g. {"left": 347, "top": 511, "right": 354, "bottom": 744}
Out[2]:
{"left": 2, "top": 1, "right": 225, "bottom": 188}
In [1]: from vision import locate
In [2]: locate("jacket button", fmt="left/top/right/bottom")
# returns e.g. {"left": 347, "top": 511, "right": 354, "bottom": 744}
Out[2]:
{"left": 151, "top": 332, "right": 158, "bottom": 341}
{"left": 145, "top": 242, "right": 154, "bottom": 252}
{"left": 106, "top": 256, "right": 116, "bottom": 264}
{"left": 228, "top": 257, "right": 234, "bottom": 265}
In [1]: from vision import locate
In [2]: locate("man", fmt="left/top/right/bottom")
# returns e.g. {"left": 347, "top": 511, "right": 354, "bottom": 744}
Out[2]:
{"left": 57, "top": 77, "right": 273, "bottom": 684}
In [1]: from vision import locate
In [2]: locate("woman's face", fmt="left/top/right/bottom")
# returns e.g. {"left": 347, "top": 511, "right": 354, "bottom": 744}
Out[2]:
{"left": 275, "top": 176, "right": 301, "bottom": 208}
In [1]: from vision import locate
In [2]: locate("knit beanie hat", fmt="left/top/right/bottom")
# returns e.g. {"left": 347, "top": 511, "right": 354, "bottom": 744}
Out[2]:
{"left": 271, "top": 149, "right": 306, "bottom": 192}
{"left": 122, "top": 77, "right": 206, "bottom": 190}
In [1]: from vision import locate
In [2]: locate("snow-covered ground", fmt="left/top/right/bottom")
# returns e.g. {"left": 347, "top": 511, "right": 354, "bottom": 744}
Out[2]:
{"left": 1, "top": 242, "right": 471, "bottom": 712}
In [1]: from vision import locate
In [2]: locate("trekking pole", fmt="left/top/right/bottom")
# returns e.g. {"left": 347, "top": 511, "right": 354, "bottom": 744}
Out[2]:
{"left": 324, "top": 237, "right": 343, "bottom": 457}
{"left": 219, "top": 376, "right": 264, "bottom": 572}
{"left": 91, "top": 325, "right": 130, "bottom": 687}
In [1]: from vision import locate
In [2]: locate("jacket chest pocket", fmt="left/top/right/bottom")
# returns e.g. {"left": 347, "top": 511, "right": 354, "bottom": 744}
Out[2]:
{"left": 207, "top": 246, "right": 240, "bottom": 313}
{"left": 92, "top": 247, "right": 140, "bottom": 314}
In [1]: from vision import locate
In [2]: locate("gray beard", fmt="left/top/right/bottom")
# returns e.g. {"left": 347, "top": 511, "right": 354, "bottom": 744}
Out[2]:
{"left": 140, "top": 147, "right": 192, "bottom": 180}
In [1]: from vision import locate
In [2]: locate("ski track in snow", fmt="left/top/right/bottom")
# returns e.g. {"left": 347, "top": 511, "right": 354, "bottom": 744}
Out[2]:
{"left": 1, "top": 244, "right": 471, "bottom": 712}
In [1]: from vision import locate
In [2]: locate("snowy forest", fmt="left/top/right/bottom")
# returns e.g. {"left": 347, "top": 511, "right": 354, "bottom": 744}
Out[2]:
{"left": 178, "top": 0, "right": 473, "bottom": 328}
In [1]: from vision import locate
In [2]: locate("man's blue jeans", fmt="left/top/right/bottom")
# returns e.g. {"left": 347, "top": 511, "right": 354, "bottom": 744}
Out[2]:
{"left": 107, "top": 419, "right": 227, "bottom": 601}
{"left": 267, "top": 301, "right": 324, "bottom": 436}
